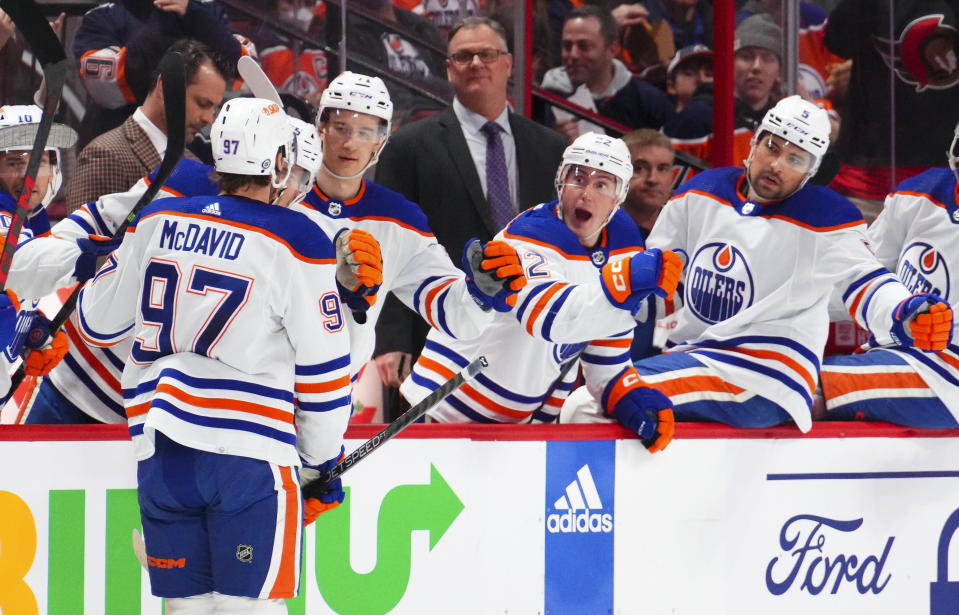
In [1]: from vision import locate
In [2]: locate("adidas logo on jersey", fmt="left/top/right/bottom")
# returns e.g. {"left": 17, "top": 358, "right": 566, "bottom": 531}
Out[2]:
{"left": 201, "top": 202, "right": 222, "bottom": 216}
{"left": 546, "top": 464, "right": 613, "bottom": 534}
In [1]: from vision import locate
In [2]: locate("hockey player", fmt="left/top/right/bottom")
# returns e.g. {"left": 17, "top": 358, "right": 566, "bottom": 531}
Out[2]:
{"left": 293, "top": 71, "right": 527, "bottom": 377}
{"left": 12, "top": 118, "right": 354, "bottom": 424}
{"left": 0, "top": 105, "right": 78, "bottom": 399}
{"left": 564, "top": 95, "right": 952, "bottom": 432}
{"left": 819, "top": 123, "right": 959, "bottom": 427}
{"left": 400, "top": 132, "right": 681, "bottom": 451}
{"left": 73, "top": 98, "right": 350, "bottom": 612}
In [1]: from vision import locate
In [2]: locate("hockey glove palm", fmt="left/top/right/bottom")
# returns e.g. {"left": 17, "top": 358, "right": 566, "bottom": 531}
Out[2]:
{"left": 602, "top": 366, "right": 675, "bottom": 453}
{"left": 23, "top": 313, "right": 68, "bottom": 377}
{"left": 462, "top": 238, "right": 527, "bottom": 312}
{"left": 600, "top": 249, "right": 682, "bottom": 313}
{"left": 74, "top": 234, "right": 122, "bottom": 282}
{"left": 334, "top": 228, "right": 383, "bottom": 314}
{"left": 0, "top": 290, "right": 19, "bottom": 350}
{"left": 301, "top": 451, "right": 346, "bottom": 526}
{"left": 891, "top": 293, "right": 953, "bottom": 352}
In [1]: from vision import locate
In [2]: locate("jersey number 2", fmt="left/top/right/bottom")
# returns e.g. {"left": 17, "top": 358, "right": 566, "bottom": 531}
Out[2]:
{"left": 132, "top": 260, "right": 252, "bottom": 362}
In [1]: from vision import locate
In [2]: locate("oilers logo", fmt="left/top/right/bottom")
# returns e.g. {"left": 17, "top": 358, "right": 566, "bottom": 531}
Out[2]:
{"left": 899, "top": 242, "right": 950, "bottom": 297}
{"left": 686, "top": 242, "right": 754, "bottom": 324}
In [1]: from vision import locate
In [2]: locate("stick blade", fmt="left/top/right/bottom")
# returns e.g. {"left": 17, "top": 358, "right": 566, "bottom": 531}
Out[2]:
{"left": 237, "top": 56, "right": 282, "bottom": 105}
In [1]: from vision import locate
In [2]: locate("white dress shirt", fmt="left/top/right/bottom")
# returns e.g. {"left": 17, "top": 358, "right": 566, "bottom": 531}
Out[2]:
{"left": 452, "top": 97, "right": 519, "bottom": 213}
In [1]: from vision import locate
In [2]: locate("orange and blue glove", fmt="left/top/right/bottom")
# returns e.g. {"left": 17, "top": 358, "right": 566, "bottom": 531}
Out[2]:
{"left": 600, "top": 248, "right": 682, "bottom": 313}
{"left": 74, "top": 234, "right": 122, "bottom": 282}
{"left": 462, "top": 238, "right": 527, "bottom": 312}
{"left": 890, "top": 293, "right": 953, "bottom": 352}
{"left": 22, "top": 312, "right": 68, "bottom": 377}
{"left": 301, "top": 450, "right": 345, "bottom": 526}
{"left": 602, "top": 366, "right": 675, "bottom": 453}
{"left": 335, "top": 228, "right": 383, "bottom": 318}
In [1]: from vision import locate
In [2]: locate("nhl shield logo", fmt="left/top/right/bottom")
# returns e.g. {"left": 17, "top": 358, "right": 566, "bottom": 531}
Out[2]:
{"left": 591, "top": 250, "right": 606, "bottom": 266}
{"left": 236, "top": 544, "right": 253, "bottom": 563}
{"left": 328, "top": 202, "right": 342, "bottom": 216}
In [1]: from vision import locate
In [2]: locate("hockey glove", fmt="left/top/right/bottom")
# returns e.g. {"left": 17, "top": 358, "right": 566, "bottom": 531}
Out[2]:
{"left": 23, "top": 313, "right": 68, "bottom": 377}
{"left": 0, "top": 290, "right": 19, "bottom": 351}
{"left": 74, "top": 234, "right": 122, "bottom": 282}
{"left": 890, "top": 293, "right": 953, "bottom": 352}
{"left": 334, "top": 228, "right": 382, "bottom": 315}
{"left": 462, "top": 238, "right": 527, "bottom": 312}
{"left": 600, "top": 249, "right": 682, "bottom": 313}
{"left": 301, "top": 450, "right": 346, "bottom": 526}
{"left": 602, "top": 366, "right": 675, "bottom": 453}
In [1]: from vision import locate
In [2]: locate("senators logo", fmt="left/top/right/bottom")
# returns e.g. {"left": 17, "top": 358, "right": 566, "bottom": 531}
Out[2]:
{"left": 874, "top": 14, "right": 959, "bottom": 92}
{"left": 686, "top": 242, "right": 754, "bottom": 324}
{"left": 898, "top": 242, "right": 950, "bottom": 297}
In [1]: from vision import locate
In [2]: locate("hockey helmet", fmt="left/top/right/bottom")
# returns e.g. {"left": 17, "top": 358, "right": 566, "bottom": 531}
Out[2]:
{"left": 288, "top": 117, "right": 322, "bottom": 204}
{"left": 211, "top": 97, "right": 294, "bottom": 189}
{"left": 947, "top": 120, "right": 959, "bottom": 183}
{"left": 756, "top": 95, "right": 830, "bottom": 177}
{"left": 318, "top": 71, "right": 393, "bottom": 134}
{"left": 0, "top": 104, "right": 78, "bottom": 207}
{"left": 555, "top": 132, "right": 633, "bottom": 205}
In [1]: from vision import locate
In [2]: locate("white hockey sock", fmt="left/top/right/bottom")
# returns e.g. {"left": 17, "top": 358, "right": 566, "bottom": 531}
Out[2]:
{"left": 165, "top": 593, "right": 216, "bottom": 615}
{"left": 213, "top": 593, "right": 287, "bottom": 614}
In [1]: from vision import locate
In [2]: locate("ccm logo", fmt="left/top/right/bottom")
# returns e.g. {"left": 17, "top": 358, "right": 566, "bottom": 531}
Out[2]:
{"left": 148, "top": 557, "right": 187, "bottom": 569}
{"left": 610, "top": 260, "right": 628, "bottom": 292}
{"left": 621, "top": 372, "right": 641, "bottom": 388}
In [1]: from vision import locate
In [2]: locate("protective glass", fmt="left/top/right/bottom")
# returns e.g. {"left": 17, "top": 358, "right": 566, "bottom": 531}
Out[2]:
{"left": 759, "top": 137, "right": 813, "bottom": 173}
{"left": 559, "top": 164, "right": 621, "bottom": 199}
{"left": 448, "top": 48, "right": 509, "bottom": 66}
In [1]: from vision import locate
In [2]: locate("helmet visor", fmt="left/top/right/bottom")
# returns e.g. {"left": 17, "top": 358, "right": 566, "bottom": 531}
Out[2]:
{"left": 759, "top": 136, "right": 815, "bottom": 173}
{"left": 559, "top": 164, "right": 622, "bottom": 199}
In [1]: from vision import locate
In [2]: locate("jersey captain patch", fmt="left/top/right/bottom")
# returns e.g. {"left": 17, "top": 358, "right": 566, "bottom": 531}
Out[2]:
{"left": 898, "top": 242, "right": 950, "bottom": 298}
{"left": 686, "top": 242, "right": 755, "bottom": 324}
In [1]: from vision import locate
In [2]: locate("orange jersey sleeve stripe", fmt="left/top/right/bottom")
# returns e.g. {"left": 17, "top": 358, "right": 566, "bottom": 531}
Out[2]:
{"left": 590, "top": 338, "right": 633, "bottom": 348}
{"left": 64, "top": 320, "right": 122, "bottom": 394}
{"left": 424, "top": 278, "right": 456, "bottom": 330}
{"left": 295, "top": 376, "right": 350, "bottom": 394}
{"left": 525, "top": 283, "right": 568, "bottom": 336}
{"left": 417, "top": 356, "right": 457, "bottom": 382}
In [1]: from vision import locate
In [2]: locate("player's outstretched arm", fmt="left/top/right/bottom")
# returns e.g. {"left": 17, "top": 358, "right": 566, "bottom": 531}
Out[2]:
{"left": 602, "top": 366, "right": 675, "bottom": 453}
{"left": 461, "top": 238, "right": 527, "bottom": 312}
{"left": 599, "top": 248, "right": 682, "bottom": 314}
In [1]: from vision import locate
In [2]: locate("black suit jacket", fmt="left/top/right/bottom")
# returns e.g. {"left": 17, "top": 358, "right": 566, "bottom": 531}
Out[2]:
{"left": 373, "top": 106, "right": 566, "bottom": 359}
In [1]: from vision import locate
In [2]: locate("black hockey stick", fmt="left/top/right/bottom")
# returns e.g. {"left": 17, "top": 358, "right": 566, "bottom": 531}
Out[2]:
{"left": 0, "top": 0, "right": 67, "bottom": 289}
{"left": 301, "top": 355, "right": 488, "bottom": 499}
{"left": 8, "top": 52, "right": 186, "bottom": 397}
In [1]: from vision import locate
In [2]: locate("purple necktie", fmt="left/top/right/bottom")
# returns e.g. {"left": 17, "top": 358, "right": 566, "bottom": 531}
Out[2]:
{"left": 481, "top": 121, "right": 514, "bottom": 230}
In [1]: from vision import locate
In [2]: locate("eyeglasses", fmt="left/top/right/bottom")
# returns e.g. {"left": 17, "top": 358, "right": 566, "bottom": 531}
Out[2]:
{"left": 448, "top": 48, "right": 509, "bottom": 66}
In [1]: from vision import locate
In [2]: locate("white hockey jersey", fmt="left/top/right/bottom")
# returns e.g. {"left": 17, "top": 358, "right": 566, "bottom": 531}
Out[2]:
{"left": 9, "top": 159, "right": 218, "bottom": 423}
{"left": 864, "top": 168, "right": 959, "bottom": 414}
{"left": 649, "top": 167, "right": 916, "bottom": 431}
{"left": 75, "top": 194, "right": 351, "bottom": 467}
{"left": 401, "top": 202, "right": 646, "bottom": 423}
{"left": 294, "top": 180, "right": 493, "bottom": 376}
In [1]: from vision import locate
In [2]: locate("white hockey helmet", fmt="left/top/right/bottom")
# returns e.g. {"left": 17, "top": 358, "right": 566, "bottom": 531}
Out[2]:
{"left": 555, "top": 132, "right": 633, "bottom": 205}
{"left": 211, "top": 97, "right": 293, "bottom": 189}
{"left": 947, "top": 120, "right": 959, "bottom": 183}
{"left": 317, "top": 71, "right": 393, "bottom": 179}
{"left": 288, "top": 117, "right": 322, "bottom": 204}
{"left": 0, "top": 104, "right": 77, "bottom": 207}
{"left": 755, "top": 95, "right": 830, "bottom": 177}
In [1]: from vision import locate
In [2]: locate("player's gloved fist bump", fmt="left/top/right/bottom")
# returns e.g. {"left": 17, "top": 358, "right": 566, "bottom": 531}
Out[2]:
{"left": 301, "top": 450, "right": 346, "bottom": 526}
{"left": 600, "top": 248, "right": 682, "bottom": 313}
{"left": 0, "top": 290, "right": 19, "bottom": 350}
{"left": 74, "top": 234, "right": 122, "bottom": 282}
{"left": 462, "top": 238, "right": 527, "bottom": 312}
{"left": 334, "top": 228, "right": 383, "bottom": 316}
{"left": 891, "top": 293, "right": 953, "bottom": 352}
{"left": 23, "top": 314, "right": 68, "bottom": 377}
{"left": 602, "top": 366, "right": 675, "bottom": 453}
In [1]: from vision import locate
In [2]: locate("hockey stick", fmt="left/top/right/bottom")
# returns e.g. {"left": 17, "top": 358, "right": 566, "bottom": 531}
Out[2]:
{"left": 238, "top": 56, "right": 371, "bottom": 326}
{"left": 7, "top": 52, "right": 187, "bottom": 396}
{"left": 0, "top": 0, "right": 67, "bottom": 289}
{"left": 301, "top": 354, "right": 488, "bottom": 499}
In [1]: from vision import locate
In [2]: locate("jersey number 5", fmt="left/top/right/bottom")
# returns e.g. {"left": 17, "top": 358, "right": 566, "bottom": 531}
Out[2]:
{"left": 132, "top": 259, "right": 252, "bottom": 362}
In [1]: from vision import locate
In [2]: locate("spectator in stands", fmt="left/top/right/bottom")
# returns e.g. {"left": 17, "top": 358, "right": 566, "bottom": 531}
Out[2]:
{"left": 252, "top": 0, "right": 329, "bottom": 106}
{"left": 72, "top": 0, "right": 250, "bottom": 149}
{"left": 542, "top": 5, "right": 674, "bottom": 143}
{"left": 65, "top": 40, "right": 229, "bottom": 212}
{"left": 645, "top": 0, "right": 712, "bottom": 49}
{"left": 825, "top": 0, "right": 959, "bottom": 225}
{"left": 664, "top": 13, "right": 783, "bottom": 165}
{"left": 622, "top": 128, "right": 675, "bottom": 237}
{"left": 0, "top": 9, "right": 13, "bottom": 52}
{"left": 373, "top": 16, "right": 564, "bottom": 394}
{"left": 666, "top": 44, "right": 712, "bottom": 112}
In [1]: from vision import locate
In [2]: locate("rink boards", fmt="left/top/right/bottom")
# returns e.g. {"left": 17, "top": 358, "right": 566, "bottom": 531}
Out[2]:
{"left": 1, "top": 422, "right": 958, "bottom": 614}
